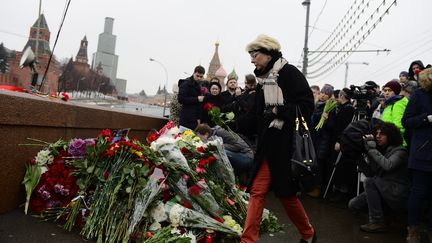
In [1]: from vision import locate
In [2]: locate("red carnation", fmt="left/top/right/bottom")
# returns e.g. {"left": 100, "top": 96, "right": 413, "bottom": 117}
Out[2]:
{"left": 226, "top": 197, "right": 235, "bottom": 206}
{"left": 197, "top": 146, "right": 205, "bottom": 153}
{"left": 103, "top": 170, "right": 110, "bottom": 180}
{"left": 415, "top": 69, "right": 422, "bottom": 75}
{"left": 207, "top": 155, "right": 216, "bottom": 164}
{"left": 213, "top": 216, "right": 224, "bottom": 223}
{"left": 146, "top": 132, "right": 159, "bottom": 143}
{"left": 181, "top": 147, "right": 190, "bottom": 154}
{"left": 182, "top": 201, "right": 192, "bottom": 209}
{"left": 98, "top": 129, "right": 112, "bottom": 138}
{"left": 188, "top": 184, "right": 203, "bottom": 196}
{"left": 60, "top": 92, "right": 69, "bottom": 102}
{"left": 195, "top": 167, "right": 206, "bottom": 174}
{"left": 203, "top": 102, "right": 215, "bottom": 112}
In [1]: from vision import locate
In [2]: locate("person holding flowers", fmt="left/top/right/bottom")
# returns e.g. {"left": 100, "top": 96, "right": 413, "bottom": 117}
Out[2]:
{"left": 201, "top": 82, "right": 225, "bottom": 127}
{"left": 241, "top": 34, "right": 316, "bottom": 243}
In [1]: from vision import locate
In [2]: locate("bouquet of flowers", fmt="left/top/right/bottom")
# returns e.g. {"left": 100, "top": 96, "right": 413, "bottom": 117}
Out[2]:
{"left": 203, "top": 102, "right": 235, "bottom": 130}
{"left": 22, "top": 121, "right": 283, "bottom": 242}
{"left": 315, "top": 99, "right": 337, "bottom": 130}
{"left": 165, "top": 201, "right": 240, "bottom": 236}
{"left": 188, "top": 179, "right": 224, "bottom": 219}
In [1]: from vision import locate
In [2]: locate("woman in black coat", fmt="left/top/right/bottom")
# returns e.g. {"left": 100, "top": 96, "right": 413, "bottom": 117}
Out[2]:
{"left": 241, "top": 35, "right": 316, "bottom": 243}
{"left": 201, "top": 82, "right": 224, "bottom": 127}
{"left": 401, "top": 67, "right": 432, "bottom": 242}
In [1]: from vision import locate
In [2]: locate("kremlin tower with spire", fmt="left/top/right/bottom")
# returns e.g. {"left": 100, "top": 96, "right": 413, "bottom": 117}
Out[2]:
{"left": 0, "top": 14, "right": 60, "bottom": 92}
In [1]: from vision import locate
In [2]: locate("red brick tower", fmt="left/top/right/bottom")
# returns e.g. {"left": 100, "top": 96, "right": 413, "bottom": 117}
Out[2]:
{"left": 0, "top": 14, "right": 60, "bottom": 93}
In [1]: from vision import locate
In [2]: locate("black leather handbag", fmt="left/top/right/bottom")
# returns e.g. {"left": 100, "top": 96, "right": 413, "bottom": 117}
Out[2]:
{"left": 291, "top": 106, "right": 318, "bottom": 191}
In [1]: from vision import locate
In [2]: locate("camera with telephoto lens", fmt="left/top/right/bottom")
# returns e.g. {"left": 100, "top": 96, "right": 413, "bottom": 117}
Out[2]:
{"left": 347, "top": 84, "right": 376, "bottom": 100}
{"left": 345, "top": 84, "right": 376, "bottom": 114}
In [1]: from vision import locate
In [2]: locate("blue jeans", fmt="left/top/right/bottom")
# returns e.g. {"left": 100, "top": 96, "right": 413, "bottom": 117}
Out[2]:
{"left": 225, "top": 150, "right": 253, "bottom": 173}
{"left": 408, "top": 169, "right": 432, "bottom": 226}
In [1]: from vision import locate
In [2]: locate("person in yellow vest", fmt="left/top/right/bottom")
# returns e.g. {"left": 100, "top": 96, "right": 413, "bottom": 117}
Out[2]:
{"left": 381, "top": 80, "right": 408, "bottom": 146}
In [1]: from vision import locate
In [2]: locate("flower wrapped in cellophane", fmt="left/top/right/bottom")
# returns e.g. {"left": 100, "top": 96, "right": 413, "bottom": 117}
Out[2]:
{"left": 187, "top": 179, "right": 224, "bottom": 219}
{"left": 165, "top": 201, "right": 240, "bottom": 236}
{"left": 22, "top": 121, "right": 283, "bottom": 242}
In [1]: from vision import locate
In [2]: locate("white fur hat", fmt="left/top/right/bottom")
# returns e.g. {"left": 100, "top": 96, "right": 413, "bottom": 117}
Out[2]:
{"left": 246, "top": 34, "right": 281, "bottom": 53}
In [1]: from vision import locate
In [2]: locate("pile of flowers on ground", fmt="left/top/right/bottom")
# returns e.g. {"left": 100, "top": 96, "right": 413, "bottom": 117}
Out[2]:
{"left": 22, "top": 121, "right": 282, "bottom": 242}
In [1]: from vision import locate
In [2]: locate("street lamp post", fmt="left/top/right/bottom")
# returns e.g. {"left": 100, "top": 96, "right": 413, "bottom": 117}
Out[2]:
{"left": 302, "top": 0, "right": 311, "bottom": 76}
{"left": 344, "top": 62, "right": 369, "bottom": 88}
{"left": 149, "top": 58, "right": 169, "bottom": 117}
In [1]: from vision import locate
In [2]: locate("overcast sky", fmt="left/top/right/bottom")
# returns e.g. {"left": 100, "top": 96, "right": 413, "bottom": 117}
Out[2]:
{"left": 1, "top": 0, "right": 431, "bottom": 95}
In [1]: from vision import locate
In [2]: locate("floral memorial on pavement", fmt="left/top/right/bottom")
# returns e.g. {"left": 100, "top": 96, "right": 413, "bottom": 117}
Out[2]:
{"left": 22, "top": 121, "right": 282, "bottom": 242}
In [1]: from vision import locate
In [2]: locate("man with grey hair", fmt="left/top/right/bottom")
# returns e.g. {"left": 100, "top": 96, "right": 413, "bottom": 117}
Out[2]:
{"left": 400, "top": 81, "right": 419, "bottom": 99}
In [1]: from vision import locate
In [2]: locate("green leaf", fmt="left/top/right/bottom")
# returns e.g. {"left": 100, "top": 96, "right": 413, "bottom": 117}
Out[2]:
{"left": 86, "top": 165, "right": 95, "bottom": 173}
{"left": 123, "top": 167, "right": 131, "bottom": 175}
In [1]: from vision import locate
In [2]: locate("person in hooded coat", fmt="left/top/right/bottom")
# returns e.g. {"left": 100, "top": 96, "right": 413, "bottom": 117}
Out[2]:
{"left": 241, "top": 34, "right": 316, "bottom": 243}
{"left": 407, "top": 60, "right": 425, "bottom": 81}
{"left": 402, "top": 67, "right": 432, "bottom": 243}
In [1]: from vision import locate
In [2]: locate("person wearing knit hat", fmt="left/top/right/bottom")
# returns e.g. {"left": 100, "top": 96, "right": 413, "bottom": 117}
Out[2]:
{"left": 242, "top": 34, "right": 316, "bottom": 243}
{"left": 383, "top": 80, "right": 402, "bottom": 97}
{"left": 399, "top": 71, "right": 409, "bottom": 84}
{"left": 320, "top": 84, "right": 334, "bottom": 100}
{"left": 381, "top": 79, "right": 408, "bottom": 146}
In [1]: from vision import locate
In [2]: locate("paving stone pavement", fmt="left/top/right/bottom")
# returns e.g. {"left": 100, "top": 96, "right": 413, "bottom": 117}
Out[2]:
{"left": 0, "top": 194, "right": 407, "bottom": 243}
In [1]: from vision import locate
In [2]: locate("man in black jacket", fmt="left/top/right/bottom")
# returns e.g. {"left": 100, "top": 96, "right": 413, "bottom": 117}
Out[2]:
{"left": 177, "top": 66, "right": 205, "bottom": 130}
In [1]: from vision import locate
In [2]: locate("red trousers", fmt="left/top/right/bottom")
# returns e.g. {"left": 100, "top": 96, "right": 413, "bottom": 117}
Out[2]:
{"left": 241, "top": 160, "right": 314, "bottom": 243}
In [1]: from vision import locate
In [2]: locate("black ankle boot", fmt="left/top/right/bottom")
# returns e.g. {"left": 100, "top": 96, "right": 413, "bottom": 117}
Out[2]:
{"left": 299, "top": 232, "right": 317, "bottom": 243}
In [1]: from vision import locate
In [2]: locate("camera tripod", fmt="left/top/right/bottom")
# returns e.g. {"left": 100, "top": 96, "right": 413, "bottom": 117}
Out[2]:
{"left": 322, "top": 107, "right": 368, "bottom": 199}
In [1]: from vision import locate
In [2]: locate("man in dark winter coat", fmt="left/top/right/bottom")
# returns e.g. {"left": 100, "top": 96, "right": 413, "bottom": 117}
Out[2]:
{"left": 402, "top": 67, "right": 432, "bottom": 243}
{"left": 241, "top": 34, "right": 316, "bottom": 243}
{"left": 317, "top": 89, "right": 355, "bottom": 192}
{"left": 177, "top": 66, "right": 205, "bottom": 130}
{"left": 232, "top": 74, "right": 258, "bottom": 143}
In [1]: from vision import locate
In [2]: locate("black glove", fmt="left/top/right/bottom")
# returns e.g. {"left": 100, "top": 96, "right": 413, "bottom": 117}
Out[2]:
{"left": 363, "top": 134, "right": 376, "bottom": 151}
{"left": 263, "top": 107, "right": 276, "bottom": 121}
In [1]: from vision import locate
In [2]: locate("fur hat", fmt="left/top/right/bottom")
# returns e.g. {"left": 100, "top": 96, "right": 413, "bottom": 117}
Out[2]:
{"left": 418, "top": 67, "right": 432, "bottom": 92}
{"left": 246, "top": 34, "right": 281, "bottom": 54}
{"left": 383, "top": 80, "right": 402, "bottom": 95}
{"left": 401, "top": 80, "right": 418, "bottom": 94}
{"left": 320, "top": 84, "right": 334, "bottom": 97}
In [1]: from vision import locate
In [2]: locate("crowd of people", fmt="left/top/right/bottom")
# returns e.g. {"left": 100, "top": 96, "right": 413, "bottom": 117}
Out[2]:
{"left": 169, "top": 34, "right": 431, "bottom": 243}
{"left": 309, "top": 60, "right": 432, "bottom": 243}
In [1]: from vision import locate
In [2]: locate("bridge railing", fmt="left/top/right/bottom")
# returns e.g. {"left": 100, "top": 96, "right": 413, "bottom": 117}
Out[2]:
{"left": 0, "top": 90, "right": 167, "bottom": 213}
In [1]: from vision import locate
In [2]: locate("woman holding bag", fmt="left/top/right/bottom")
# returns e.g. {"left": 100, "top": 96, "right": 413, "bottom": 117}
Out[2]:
{"left": 241, "top": 34, "right": 316, "bottom": 243}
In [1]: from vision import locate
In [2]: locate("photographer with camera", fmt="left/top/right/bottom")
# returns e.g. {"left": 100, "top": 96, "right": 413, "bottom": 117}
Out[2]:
{"left": 348, "top": 122, "right": 409, "bottom": 233}
{"left": 364, "top": 81, "right": 381, "bottom": 118}
{"left": 344, "top": 81, "right": 378, "bottom": 120}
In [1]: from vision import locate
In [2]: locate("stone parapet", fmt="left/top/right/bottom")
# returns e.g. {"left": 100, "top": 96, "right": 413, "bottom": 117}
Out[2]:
{"left": 0, "top": 90, "right": 167, "bottom": 213}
